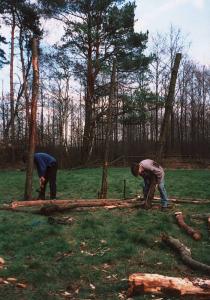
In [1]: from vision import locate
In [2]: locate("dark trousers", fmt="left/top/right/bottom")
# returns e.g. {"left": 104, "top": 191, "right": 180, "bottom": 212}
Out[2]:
{"left": 39, "top": 163, "right": 57, "bottom": 200}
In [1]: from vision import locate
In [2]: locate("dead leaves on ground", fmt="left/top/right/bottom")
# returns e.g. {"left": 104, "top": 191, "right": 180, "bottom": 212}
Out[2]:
{"left": 0, "top": 257, "right": 27, "bottom": 289}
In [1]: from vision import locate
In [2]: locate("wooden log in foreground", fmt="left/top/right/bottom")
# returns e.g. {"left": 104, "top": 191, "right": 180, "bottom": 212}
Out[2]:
{"left": 175, "top": 212, "right": 201, "bottom": 240}
{"left": 128, "top": 273, "right": 210, "bottom": 298}
{"left": 162, "top": 235, "right": 210, "bottom": 274}
{"left": 11, "top": 198, "right": 138, "bottom": 209}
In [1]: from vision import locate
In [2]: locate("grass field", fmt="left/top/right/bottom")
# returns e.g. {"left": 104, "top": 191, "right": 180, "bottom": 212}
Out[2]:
{"left": 0, "top": 167, "right": 210, "bottom": 299}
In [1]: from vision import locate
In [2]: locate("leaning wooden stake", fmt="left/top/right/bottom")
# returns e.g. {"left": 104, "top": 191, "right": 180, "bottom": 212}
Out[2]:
{"left": 175, "top": 211, "right": 201, "bottom": 240}
{"left": 162, "top": 235, "right": 210, "bottom": 274}
{"left": 144, "top": 176, "right": 156, "bottom": 209}
{"left": 128, "top": 273, "right": 210, "bottom": 298}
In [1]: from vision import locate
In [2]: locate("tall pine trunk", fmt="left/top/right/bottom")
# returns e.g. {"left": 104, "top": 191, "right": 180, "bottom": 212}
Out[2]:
{"left": 24, "top": 37, "right": 39, "bottom": 200}
{"left": 157, "top": 53, "right": 182, "bottom": 160}
{"left": 9, "top": 10, "right": 15, "bottom": 162}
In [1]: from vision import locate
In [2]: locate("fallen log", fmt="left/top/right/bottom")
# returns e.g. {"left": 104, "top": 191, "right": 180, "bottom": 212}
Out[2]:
{"left": 154, "top": 196, "right": 210, "bottom": 204}
{"left": 2, "top": 199, "right": 143, "bottom": 215}
{"left": 175, "top": 212, "right": 201, "bottom": 240}
{"left": 38, "top": 202, "right": 141, "bottom": 215}
{"left": 162, "top": 235, "right": 210, "bottom": 274}
{"left": 0, "top": 205, "right": 37, "bottom": 214}
{"left": 128, "top": 272, "right": 210, "bottom": 298}
{"left": 11, "top": 198, "right": 138, "bottom": 208}
{"left": 191, "top": 213, "right": 210, "bottom": 220}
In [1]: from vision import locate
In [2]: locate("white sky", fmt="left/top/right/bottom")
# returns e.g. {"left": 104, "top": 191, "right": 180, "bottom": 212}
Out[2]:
{"left": 134, "top": 0, "right": 210, "bottom": 65}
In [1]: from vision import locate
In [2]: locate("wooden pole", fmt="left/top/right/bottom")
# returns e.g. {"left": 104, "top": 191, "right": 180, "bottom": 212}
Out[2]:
{"left": 144, "top": 176, "right": 156, "bottom": 209}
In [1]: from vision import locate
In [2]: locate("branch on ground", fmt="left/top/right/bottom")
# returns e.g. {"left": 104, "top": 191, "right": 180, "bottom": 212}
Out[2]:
{"left": 162, "top": 235, "right": 210, "bottom": 274}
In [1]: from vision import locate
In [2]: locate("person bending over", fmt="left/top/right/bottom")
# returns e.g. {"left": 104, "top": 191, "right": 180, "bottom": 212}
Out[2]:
{"left": 131, "top": 159, "right": 168, "bottom": 209}
{"left": 34, "top": 152, "right": 58, "bottom": 200}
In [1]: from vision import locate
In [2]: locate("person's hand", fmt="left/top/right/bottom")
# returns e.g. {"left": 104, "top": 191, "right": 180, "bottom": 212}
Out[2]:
{"left": 40, "top": 176, "right": 45, "bottom": 187}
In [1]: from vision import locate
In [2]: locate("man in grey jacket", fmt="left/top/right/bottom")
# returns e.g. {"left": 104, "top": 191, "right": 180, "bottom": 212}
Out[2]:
{"left": 131, "top": 159, "right": 168, "bottom": 209}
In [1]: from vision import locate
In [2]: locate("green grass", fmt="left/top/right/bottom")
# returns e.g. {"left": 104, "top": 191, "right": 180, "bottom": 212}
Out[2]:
{"left": 0, "top": 168, "right": 210, "bottom": 299}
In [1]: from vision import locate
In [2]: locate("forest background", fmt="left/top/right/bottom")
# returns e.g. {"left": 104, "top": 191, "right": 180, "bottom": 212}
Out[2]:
{"left": 0, "top": 0, "right": 210, "bottom": 169}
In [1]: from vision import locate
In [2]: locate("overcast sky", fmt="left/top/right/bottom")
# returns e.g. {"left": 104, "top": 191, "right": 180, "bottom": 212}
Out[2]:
{"left": 135, "top": 0, "right": 210, "bottom": 65}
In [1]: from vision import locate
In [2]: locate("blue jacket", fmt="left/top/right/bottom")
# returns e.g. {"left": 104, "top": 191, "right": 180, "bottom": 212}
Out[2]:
{"left": 34, "top": 153, "right": 56, "bottom": 177}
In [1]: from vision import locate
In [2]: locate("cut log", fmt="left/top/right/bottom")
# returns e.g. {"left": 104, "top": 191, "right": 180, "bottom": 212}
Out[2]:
{"left": 175, "top": 212, "right": 201, "bottom": 240}
{"left": 128, "top": 272, "right": 210, "bottom": 298}
{"left": 162, "top": 235, "right": 210, "bottom": 274}
{"left": 154, "top": 196, "right": 210, "bottom": 204}
{"left": 11, "top": 198, "right": 138, "bottom": 208}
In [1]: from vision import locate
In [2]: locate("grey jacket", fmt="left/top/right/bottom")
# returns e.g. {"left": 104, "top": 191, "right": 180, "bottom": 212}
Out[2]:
{"left": 139, "top": 159, "right": 164, "bottom": 183}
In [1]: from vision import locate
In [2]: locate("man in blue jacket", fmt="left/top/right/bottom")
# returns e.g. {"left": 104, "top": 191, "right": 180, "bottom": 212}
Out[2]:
{"left": 34, "top": 152, "right": 58, "bottom": 200}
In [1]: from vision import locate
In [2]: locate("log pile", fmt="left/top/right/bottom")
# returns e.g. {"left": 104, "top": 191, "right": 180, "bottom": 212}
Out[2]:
{"left": 128, "top": 273, "right": 210, "bottom": 298}
{"left": 175, "top": 211, "right": 201, "bottom": 240}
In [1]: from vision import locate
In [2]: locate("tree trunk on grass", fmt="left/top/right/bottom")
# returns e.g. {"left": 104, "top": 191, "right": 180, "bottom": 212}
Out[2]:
{"left": 11, "top": 198, "right": 138, "bottom": 208}
{"left": 157, "top": 53, "right": 182, "bottom": 160}
{"left": 175, "top": 212, "right": 201, "bottom": 240}
{"left": 24, "top": 37, "right": 39, "bottom": 200}
{"left": 162, "top": 235, "right": 210, "bottom": 274}
{"left": 128, "top": 273, "right": 210, "bottom": 298}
